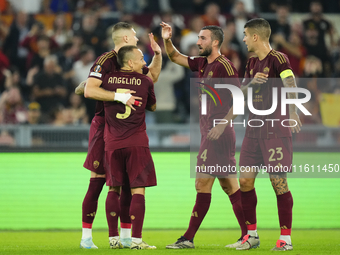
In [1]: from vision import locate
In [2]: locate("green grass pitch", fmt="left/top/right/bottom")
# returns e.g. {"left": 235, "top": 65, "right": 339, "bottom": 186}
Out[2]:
{"left": 0, "top": 152, "right": 339, "bottom": 254}
{"left": 0, "top": 229, "right": 339, "bottom": 254}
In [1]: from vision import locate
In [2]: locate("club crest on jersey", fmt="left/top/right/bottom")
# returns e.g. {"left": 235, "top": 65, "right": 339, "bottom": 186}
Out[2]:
{"left": 93, "top": 65, "right": 102, "bottom": 73}
{"left": 93, "top": 160, "right": 100, "bottom": 169}
{"left": 207, "top": 71, "right": 213, "bottom": 80}
{"left": 263, "top": 67, "right": 270, "bottom": 73}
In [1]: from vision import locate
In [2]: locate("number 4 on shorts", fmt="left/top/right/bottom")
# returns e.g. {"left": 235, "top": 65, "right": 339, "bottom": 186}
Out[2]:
{"left": 200, "top": 149, "right": 207, "bottom": 162}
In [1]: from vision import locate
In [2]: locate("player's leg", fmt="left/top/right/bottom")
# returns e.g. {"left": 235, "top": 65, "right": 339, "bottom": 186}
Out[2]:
{"left": 119, "top": 183, "right": 132, "bottom": 247}
{"left": 236, "top": 137, "right": 263, "bottom": 250}
{"left": 166, "top": 174, "right": 214, "bottom": 249}
{"left": 125, "top": 147, "right": 157, "bottom": 250}
{"left": 80, "top": 171, "right": 106, "bottom": 249}
{"left": 80, "top": 115, "right": 105, "bottom": 249}
{"left": 218, "top": 176, "right": 247, "bottom": 248}
{"left": 106, "top": 186, "right": 123, "bottom": 249}
{"left": 236, "top": 170, "right": 260, "bottom": 250}
{"left": 260, "top": 137, "right": 293, "bottom": 251}
{"left": 269, "top": 173, "right": 293, "bottom": 251}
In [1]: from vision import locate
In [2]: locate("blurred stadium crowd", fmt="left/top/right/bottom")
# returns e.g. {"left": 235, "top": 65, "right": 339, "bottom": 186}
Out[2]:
{"left": 0, "top": 0, "right": 339, "bottom": 128}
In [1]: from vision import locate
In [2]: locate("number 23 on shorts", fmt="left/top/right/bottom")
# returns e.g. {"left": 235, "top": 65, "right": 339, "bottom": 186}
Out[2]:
{"left": 268, "top": 147, "right": 283, "bottom": 162}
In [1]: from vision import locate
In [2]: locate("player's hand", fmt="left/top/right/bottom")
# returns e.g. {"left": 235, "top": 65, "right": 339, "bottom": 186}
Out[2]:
{"left": 160, "top": 22, "right": 172, "bottom": 40}
{"left": 148, "top": 33, "right": 161, "bottom": 55}
{"left": 207, "top": 123, "right": 227, "bottom": 141}
{"left": 75, "top": 80, "right": 86, "bottom": 95}
{"left": 251, "top": 72, "right": 268, "bottom": 85}
{"left": 289, "top": 112, "right": 302, "bottom": 133}
{"left": 125, "top": 90, "right": 142, "bottom": 111}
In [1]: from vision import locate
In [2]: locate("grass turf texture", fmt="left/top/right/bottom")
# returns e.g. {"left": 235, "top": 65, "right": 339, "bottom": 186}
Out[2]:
{"left": 0, "top": 152, "right": 340, "bottom": 230}
{"left": 0, "top": 229, "right": 339, "bottom": 254}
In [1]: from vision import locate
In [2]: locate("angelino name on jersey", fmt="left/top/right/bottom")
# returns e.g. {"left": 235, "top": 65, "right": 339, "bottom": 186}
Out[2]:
{"left": 108, "top": 76, "right": 142, "bottom": 85}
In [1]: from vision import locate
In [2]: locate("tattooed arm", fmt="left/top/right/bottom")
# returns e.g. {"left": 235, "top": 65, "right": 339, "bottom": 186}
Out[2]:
{"left": 282, "top": 75, "right": 302, "bottom": 133}
{"left": 160, "top": 22, "right": 189, "bottom": 68}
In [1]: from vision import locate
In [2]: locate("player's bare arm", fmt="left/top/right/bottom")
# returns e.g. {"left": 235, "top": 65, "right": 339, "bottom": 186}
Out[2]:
{"left": 84, "top": 77, "right": 142, "bottom": 111}
{"left": 241, "top": 72, "right": 268, "bottom": 99}
{"left": 207, "top": 106, "right": 238, "bottom": 141}
{"left": 75, "top": 80, "right": 86, "bottom": 95}
{"left": 146, "top": 103, "right": 156, "bottom": 112}
{"left": 146, "top": 33, "right": 162, "bottom": 83}
{"left": 282, "top": 75, "right": 302, "bottom": 133}
{"left": 269, "top": 173, "right": 289, "bottom": 195}
{"left": 160, "top": 22, "right": 189, "bottom": 68}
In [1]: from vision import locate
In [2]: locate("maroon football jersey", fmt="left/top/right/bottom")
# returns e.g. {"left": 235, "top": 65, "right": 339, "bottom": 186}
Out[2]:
{"left": 242, "top": 50, "right": 292, "bottom": 139}
{"left": 88, "top": 50, "right": 149, "bottom": 117}
{"left": 101, "top": 71, "right": 156, "bottom": 151}
{"left": 188, "top": 55, "right": 240, "bottom": 135}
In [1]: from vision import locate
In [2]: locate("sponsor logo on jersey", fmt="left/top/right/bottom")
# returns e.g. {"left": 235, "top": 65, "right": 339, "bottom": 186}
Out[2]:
{"left": 90, "top": 72, "right": 102, "bottom": 78}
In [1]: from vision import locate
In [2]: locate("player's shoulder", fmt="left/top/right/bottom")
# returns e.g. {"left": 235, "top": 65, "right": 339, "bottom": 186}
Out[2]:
{"left": 124, "top": 71, "right": 153, "bottom": 84}
{"left": 215, "top": 55, "right": 236, "bottom": 76}
{"left": 269, "top": 50, "right": 288, "bottom": 65}
{"left": 94, "top": 50, "right": 117, "bottom": 65}
{"left": 139, "top": 72, "right": 153, "bottom": 85}
{"left": 189, "top": 56, "right": 207, "bottom": 62}
{"left": 246, "top": 54, "right": 258, "bottom": 65}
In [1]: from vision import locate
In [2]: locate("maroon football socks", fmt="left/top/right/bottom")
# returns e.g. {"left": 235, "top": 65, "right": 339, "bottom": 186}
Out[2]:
{"left": 130, "top": 194, "right": 145, "bottom": 238}
{"left": 120, "top": 184, "right": 132, "bottom": 226}
{"left": 106, "top": 191, "right": 120, "bottom": 237}
{"left": 277, "top": 191, "right": 293, "bottom": 236}
{"left": 229, "top": 189, "right": 247, "bottom": 237}
{"left": 241, "top": 188, "right": 257, "bottom": 232}
{"left": 183, "top": 193, "right": 211, "bottom": 240}
{"left": 82, "top": 177, "right": 106, "bottom": 228}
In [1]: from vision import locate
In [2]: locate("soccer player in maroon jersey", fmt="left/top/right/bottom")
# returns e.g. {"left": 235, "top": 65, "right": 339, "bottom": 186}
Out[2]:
{"left": 161, "top": 22, "right": 247, "bottom": 249}
{"left": 101, "top": 45, "right": 157, "bottom": 249}
{"left": 78, "top": 22, "right": 161, "bottom": 249}
{"left": 234, "top": 18, "right": 302, "bottom": 251}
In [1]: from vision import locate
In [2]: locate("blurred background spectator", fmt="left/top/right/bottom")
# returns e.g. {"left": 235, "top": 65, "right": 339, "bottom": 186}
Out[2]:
{"left": 0, "top": 0, "right": 338, "bottom": 130}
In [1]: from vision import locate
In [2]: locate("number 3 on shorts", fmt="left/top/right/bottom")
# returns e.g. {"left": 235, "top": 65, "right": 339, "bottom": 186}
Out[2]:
{"left": 268, "top": 147, "right": 283, "bottom": 161}
{"left": 200, "top": 149, "right": 208, "bottom": 162}
{"left": 116, "top": 88, "right": 132, "bottom": 119}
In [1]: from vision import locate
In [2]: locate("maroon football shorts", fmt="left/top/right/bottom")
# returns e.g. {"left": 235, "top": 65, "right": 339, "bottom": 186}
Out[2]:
{"left": 239, "top": 136, "right": 293, "bottom": 173}
{"left": 105, "top": 146, "right": 157, "bottom": 188}
{"left": 83, "top": 116, "right": 105, "bottom": 174}
{"left": 196, "top": 131, "right": 237, "bottom": 177}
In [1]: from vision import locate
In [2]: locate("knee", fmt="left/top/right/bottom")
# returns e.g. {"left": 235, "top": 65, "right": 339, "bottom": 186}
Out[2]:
{"left": 220, "top": 185, "right": 231, "bottom": 195}
{"left": 239, "top": 178, "right": 254, "bottom": 192}
{"left": 195, "top": 179, "right": 210, "bottom": 193}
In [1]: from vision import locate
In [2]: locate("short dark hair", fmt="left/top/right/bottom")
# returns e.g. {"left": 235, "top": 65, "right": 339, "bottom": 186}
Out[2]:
{"left": 112, "top": 22, "right": 133, "bottom": 34}
{"left": 201, "top": 25, "right": 224, "bottom": 47}
{"left": 117, "top": 45, "right": 138, "bottom": 67}
{"left": 244, "top": 18, "right": 271, "bottom": 39}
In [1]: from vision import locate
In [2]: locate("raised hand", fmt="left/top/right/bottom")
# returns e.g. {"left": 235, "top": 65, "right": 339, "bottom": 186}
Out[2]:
{"left": 148, "top": 33, "right": 161, "bottom": 55}
{"left": 160, "top": 22, "right": 172, "bottom": 40}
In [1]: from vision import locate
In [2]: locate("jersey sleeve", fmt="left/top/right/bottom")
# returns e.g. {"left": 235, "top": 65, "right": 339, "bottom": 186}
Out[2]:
{"left": 242, "top": 58, "right": 252, "bottom": 86}
{"left": 142, "top": 66, "right": 149, "bottom": 75}
{"left": 146, "top": 79, "right": 156, "bottom": 107}
{"left": 272, "top": 51, "right": 293, "bottom": 76}
{"left": 188, "top": 56, "right": 204, "bottom": 72}
{"left": 88, "top": 51, "right": 116, "bottom": 81}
